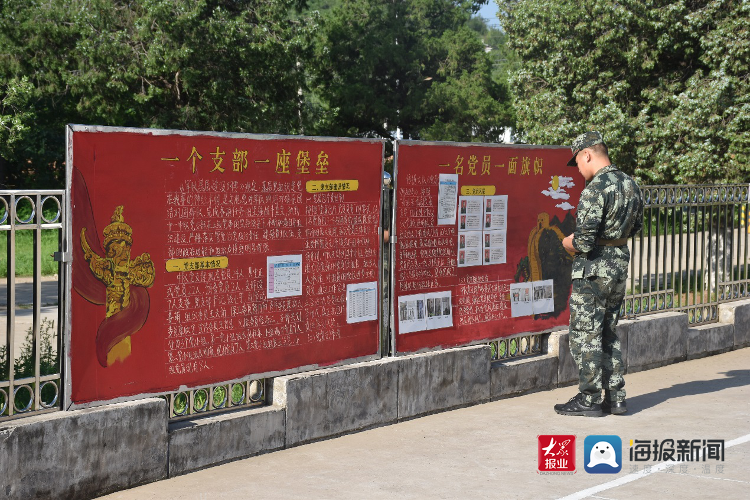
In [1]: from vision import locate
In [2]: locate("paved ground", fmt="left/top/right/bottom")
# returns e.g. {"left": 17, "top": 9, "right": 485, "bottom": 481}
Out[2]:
{"left": 0, "top": 276, "right": 60, "bottom": 357}
{"left": 0, "top": 276, "right": 59, "bottom": 307}
{"left": 98, "top": 347, "right": 750, "bottom": 500}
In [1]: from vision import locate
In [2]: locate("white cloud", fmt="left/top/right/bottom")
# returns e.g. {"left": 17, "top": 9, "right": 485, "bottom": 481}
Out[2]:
{"left": 557, "top": 176, "right": 575, "bottom": 188}
{"left": 556, "top": 202, "right": 575, "bottom": 211}
{"left": 542, "top": 188, "right": 570, "bottom": 200}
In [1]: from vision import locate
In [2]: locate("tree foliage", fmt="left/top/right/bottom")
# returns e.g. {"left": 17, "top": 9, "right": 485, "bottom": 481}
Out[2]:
{"left": 0, "top": 0, "right": 516, "bottom": 188}
{"left": 307, "top": 0, "right": 513, "bottom": 143}
{"left": 467, "top": 16, "right": 521, "bottom": 85}
{"left": 0, "top": 0, "right": 316, "bottom": 188}
{"left": 499, "top": 0, "right": 750, "bottom": 184}
{"left": 0, "top": 77, "right": 37, "bottom": 183}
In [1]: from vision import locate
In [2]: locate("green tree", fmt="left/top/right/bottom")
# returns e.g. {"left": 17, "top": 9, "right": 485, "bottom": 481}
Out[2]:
{"left": 499, "top": 0, "right": 749, "bottom": 184}
{"left": 0, "top": 0, "right": 316, "bottom": 189}
{"left": 307, "top": 0, "right": 513, "bottom": 143}
{"left": 0, "top": 77, "right": 38, "bottom": 188}
{"left": 467, "top": 15, "right": 521, "bottom": 84}
{"left": 303, "top": 0, "right": 342, "bottom": 13}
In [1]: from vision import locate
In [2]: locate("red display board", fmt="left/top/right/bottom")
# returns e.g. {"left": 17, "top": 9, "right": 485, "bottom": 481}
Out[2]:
{"left": 392, "top": 141, "right": 584, "bottom": 354}
{"left": 66, "top": 126, "right": 384, "bottom": 405}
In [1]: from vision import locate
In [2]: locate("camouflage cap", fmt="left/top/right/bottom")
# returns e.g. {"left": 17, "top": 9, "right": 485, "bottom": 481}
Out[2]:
{"left": 567, "top": 131, "right": 604, "bottom": 166}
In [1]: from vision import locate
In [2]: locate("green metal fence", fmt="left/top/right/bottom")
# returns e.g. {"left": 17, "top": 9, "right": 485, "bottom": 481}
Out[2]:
{"left": 623, "top": 184, "right": 750, "bottom": 325}
{"left": 1, "top": 191, "right": 65, "bottom": 420}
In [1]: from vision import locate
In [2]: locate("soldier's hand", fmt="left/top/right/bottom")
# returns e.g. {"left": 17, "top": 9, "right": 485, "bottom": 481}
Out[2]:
{"left": 562, "top": 234, "right": 577, "bottom": 254}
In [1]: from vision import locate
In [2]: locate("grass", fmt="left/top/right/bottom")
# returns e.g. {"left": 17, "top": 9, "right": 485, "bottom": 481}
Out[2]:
{"left": 0, "top": 229, "right": 60, "bottom": 278}
{"left": 1, "top": 201, "right": 61, "bottom": 278}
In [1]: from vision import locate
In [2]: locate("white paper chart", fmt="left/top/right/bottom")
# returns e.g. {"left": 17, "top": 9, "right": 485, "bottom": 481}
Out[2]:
{"left": 267, "top": 254, "right": 303, "bottom": 298}
{"left": 346, "top": 282, "right": 378, "bottom": 323}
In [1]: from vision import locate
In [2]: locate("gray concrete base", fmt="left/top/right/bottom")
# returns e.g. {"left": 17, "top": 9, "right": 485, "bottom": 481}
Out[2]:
{"left": 168, "top": 405, "right": 285, "bottom": 476}
{"left": 490, "top": 354, "right": 558, "bottom": 399}
{"left": 616, "top": 318, "right": 632, "bottom": 370}
{"left": 274, "top": 346, "right": 491, "bottom": 447}
{"left": 687, "top": 322, "right": 734, "bottom": 360}
{"left": 397, "top": 345, "right": 490, "bottom": 419}
{"left": 275, "top": 358, "right": 398, "bottom": 447}
{"left": 719, "top": 299, "right": 750, "bottom": 348}
{"left": 0, "top": 398, "right": 167, "bottom": 500}
{"left": 627, "top": 312, "right": 688, "bottom": 373}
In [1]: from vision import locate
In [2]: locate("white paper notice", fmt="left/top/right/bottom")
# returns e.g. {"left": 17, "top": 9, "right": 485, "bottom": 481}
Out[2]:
{"left": 426, "top": 291, "right": 453, "bottom": 330}
{"left": 510, "top": 282, "right": 534, "bottom": 318}
{"left": 267, "top": 255, "right": 302, "bottom": 298}
{"left": 458, "top": 230, "right": 482, "bottom": 267}
{"left": 484, "top": 195, "right": 508, "bottom": 230}
{"left": 458, "top": 196, "right": 484, "bottom": 231}
{"left": 459, "top": 194, "right": 508, "bottom": 267}
{"left": 398, "top": 294, "right": 427, "bottom": 334}
{"left": 346, "top": 282, "right": 378, "bottom": 323}
{"left": 483, "top": 230, "right": 507, "bottom": 265}
{"left": 532, "top": 279, "right": 555, "bottom": 315}
{"left": 437, "top": 174, "right": 459, "bottom": 225}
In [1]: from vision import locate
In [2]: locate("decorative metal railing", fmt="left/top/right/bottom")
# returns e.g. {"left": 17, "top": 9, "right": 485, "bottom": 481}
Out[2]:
{"left": 1, "top": 191, "right": 65, "bottom": 420}
{"left": 489, "top": 333, "right": 544, "bottom": 361}
{"left": 162, "top": 378, "right": 266, "bottom": 420}
{"left": 623, "top": 184, "right": 750, "bottom": 325}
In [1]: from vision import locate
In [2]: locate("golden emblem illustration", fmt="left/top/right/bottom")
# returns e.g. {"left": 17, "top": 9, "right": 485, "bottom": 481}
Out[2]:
{"left": 81, "top": 206, "right": 155, "bottom": 366}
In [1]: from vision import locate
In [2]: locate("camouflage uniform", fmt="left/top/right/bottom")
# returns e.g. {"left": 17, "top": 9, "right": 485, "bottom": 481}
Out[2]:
{"left": 570, "top": 165, "right": 643, "bottom": 405}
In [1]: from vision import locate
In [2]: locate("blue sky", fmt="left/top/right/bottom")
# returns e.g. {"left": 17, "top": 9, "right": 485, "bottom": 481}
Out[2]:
{"left": 477, "top": 1, "right": 500, "bottom": 28}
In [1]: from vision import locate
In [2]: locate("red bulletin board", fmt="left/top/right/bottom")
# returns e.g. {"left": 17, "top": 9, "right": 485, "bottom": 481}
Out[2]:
{"left": 66, "top": 125, "right": 384, "bottom": 406}
{"left": 392, "top": 140, "right": 584, "bottom": 354}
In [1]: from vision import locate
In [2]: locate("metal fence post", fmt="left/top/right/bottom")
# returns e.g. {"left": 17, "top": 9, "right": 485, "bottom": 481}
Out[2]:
{"left": 381, "top": 172, "right": 392, "bottom": 356}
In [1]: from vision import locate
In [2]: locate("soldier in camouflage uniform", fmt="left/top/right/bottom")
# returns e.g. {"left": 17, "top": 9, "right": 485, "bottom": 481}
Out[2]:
{"left": 555, "top": 131, "right": 643, "bottom": 417}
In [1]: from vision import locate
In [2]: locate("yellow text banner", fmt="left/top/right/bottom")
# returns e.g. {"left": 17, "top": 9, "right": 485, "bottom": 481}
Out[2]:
{"left": 166, "top": 256, "right": 228, "bottom": 273}
{"left": 460, "top": 185, "right": 496, "bottom": 196}
{"left": 306, "top": 180, "right": 359, "bottom": 193}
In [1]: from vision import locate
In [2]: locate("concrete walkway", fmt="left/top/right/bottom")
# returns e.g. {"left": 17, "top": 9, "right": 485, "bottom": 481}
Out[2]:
{"left": 98, "top": 347, "right": 750, "bottom": 500}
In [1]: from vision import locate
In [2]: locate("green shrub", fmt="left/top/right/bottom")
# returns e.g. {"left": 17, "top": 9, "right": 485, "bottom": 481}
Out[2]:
{"left": 0, "top": 318, "right": 59, "bottom": 415}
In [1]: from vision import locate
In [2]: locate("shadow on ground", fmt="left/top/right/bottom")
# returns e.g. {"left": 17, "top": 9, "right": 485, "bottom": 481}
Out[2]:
{"left": 624, "top": 368, "right": 750, "bottom": 415}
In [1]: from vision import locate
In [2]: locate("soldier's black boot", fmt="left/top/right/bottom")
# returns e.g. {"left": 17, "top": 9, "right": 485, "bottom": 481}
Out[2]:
{"left": 602, "top": 390, "right": 627, "bottom": 415}
{"left": 554, "top": 393, "right": 603, "bottom": 417}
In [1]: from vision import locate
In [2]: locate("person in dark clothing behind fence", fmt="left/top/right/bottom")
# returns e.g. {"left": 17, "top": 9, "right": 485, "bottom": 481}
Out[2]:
{"left": 555, "top": 131, "right": 644, "bottom": 417}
